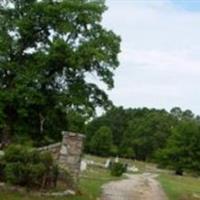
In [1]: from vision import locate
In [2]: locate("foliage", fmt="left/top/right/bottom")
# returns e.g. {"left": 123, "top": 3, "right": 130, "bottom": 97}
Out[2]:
{"left": 110, "top": 162, "right": 127, "bottom": 177}
{"left": 90, "top": 126, "right": 113, "bottom": 156}
{"left": 86, "top": 107, "right": 176, "bottom": 160}
{"left": 0, "top": 161, "right": 120, "bottom": 200}
{"left": 1, "top": 145, "right": 58, "bottom": 188}
{"left": 157, "top": 120, "right": 200, "bottom": 175}
{"left": 85, "top": 106, "right": 130, "bottom": 152}
{"left": 86, "top": 106, "right": 200, "bottom": 175}
{"left": 0, "top": 0, "right": 120, "bottom": 145}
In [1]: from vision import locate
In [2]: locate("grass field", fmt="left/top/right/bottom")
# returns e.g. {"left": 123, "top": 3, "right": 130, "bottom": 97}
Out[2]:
{"left": 158, "top": 173, "right": 200, "bottom": 200}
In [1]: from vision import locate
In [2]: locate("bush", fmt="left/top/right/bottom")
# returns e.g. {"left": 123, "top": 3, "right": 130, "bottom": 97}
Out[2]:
{"left": 2, "top": 145, "right": 59, "bottom": 189}
{"left": 110, "top": 162, "right": 127, "bottom": 177}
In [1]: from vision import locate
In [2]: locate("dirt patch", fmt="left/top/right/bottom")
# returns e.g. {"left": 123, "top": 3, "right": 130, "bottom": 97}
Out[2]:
{"left": 101, "top": 173, "right": 168, "bottom": 200}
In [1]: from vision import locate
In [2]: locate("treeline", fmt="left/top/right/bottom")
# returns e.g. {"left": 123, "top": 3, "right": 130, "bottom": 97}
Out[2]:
{"left": 85, "top": 106, "right": 200, "bottom": 175}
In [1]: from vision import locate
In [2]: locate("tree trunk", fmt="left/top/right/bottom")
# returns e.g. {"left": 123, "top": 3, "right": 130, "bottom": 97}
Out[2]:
{"left": 1, "top": 104, "right": 16, "bottom": 148}
{"left": 1, "top": 124, "right": 11, "bottom": 148}
{"left": 39, "top": 113, "right": 45, "bottom": 134}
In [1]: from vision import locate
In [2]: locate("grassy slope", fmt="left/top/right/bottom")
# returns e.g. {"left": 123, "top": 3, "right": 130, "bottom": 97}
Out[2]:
{"left": 70, "top": 167, "right": 120, "bottom": 200}
{"left": 158, "top": 173, "right": 200, "bottom": 200}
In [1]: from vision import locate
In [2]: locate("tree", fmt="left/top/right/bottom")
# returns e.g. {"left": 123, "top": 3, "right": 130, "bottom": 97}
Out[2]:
{"left": 124, "top": 109, "right": 174, "bottom": 161}
{"left": 86, "top": 107, "right": 175, "bottom": 160}
{"left": 66, "top": 110, "right": 86, "bottom": 133}
{"left": 0, "top": 0, "right": 120, "bottom": 145}
{"left": 85, "top": 106, "right": 128, "bottom": 152}
{"left": 170, "top": 107, "right": 183, "bottom": 120}
{"left": 90, "top": 126, "right": 113, "bottom": 156}
{"left": 157, "top": 120, "right": 200, "bottom": 175}
{"left": 170, "top": 107, "right": 194, "bottom": 121}
{"left": 182, "top": 109, "right": 194, "bottom": 120}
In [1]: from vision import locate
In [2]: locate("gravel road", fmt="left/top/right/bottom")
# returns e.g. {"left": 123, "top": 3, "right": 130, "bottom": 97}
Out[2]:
{"left": 101, "top": 173, "right": 168, "bottom": 200}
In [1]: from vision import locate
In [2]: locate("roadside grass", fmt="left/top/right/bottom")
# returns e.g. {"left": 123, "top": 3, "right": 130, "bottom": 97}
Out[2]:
{"left": 71, "top": 166, "right": 120, "bottom": 200}
{"left": 158, "top": 173, "right": 200, "bottom": 200}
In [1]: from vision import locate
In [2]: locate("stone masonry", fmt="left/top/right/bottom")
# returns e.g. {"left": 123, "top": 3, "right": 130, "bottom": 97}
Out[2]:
{"left": 38, "top": 142, "right": 61, "bottom": 160}
{"left": 38, "top": 131, "right": 85, "bottom": 185}
{"left": 59, "top": 131, "right": 85, "bottom": 184}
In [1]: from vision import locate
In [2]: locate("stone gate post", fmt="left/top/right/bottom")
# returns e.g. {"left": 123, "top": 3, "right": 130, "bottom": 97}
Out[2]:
{"left": 58, "top": 131, "right": 85, "bottom": 185}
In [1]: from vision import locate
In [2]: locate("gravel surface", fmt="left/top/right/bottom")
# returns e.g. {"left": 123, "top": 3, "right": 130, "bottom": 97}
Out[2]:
{"left": 101, "top": 173, "right": 168, "bottom": 200}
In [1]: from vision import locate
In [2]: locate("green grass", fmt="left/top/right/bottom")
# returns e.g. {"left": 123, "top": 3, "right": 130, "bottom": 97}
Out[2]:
{"left": 158, "top": 173, "right": 200, "bottom": 200}
{"left": 84, "top": 154, "right": 107, "bottom": 164}
{"left": 70, "top": 167, "right": 120, "bottom": 200}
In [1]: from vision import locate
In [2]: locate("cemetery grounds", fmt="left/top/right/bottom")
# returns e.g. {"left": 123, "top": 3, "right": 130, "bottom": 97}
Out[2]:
{"left": 0, "top": 155, "right": 200, "bottom": 200}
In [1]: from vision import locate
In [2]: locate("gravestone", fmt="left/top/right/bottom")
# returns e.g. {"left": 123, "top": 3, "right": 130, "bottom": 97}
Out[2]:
{"left": 115, "top": 156, "right": 119, "bottom": 163}
{"left": 80, "top": 160, "right": 87, "bottom": 171}
{"left": 105, "top": 159, "right": 111, "bottom": 168}
{"left": 59, "top": 131, "right": 85, "bottom": 184}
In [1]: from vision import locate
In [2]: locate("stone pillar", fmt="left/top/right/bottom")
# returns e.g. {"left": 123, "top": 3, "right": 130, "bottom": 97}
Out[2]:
{"left": 59, "top": 131, "right": 85, "bottom": 185}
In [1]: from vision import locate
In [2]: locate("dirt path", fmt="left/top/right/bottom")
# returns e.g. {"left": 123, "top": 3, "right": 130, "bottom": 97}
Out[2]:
{"left": 101, "top": 173, "right": 168, "bottom": 200}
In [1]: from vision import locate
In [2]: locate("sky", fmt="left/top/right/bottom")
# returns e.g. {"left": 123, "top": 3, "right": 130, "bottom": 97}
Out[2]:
{"left": 101, "top": 0, "right": 200, "bottom": 115}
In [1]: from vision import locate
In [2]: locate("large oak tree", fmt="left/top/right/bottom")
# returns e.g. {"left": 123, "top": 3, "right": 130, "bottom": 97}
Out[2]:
{"left": 0, "top": 0, "right": 120, "bottom": 145}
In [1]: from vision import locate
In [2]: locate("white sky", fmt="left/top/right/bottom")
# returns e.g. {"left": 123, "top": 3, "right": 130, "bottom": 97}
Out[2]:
{"left": 101, "top": 0, "right": 200, "bottom": 114}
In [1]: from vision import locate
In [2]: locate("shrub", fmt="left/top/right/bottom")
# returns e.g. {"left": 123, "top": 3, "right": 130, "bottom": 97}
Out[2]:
{"left": 2, "top": 145, "right": 58, "bottom": 189}
{"left": 110, "top": 162, "right": 127, "bottom": 177}
{"left": 4, "top": 162, "right": 27, "bottom": 185}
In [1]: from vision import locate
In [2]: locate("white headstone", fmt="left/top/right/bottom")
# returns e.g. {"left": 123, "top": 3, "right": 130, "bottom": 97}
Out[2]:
{"left": 127, "top": 165, "right": 139, "bottom": 173}
{"left": 80, "top": 160, "right": 87, "bottom": 171}
{"left": 105, "top": 159, "right": 111, "bottom": 168}
{"left": 115, "top": 156, "right": 119, "bottom": 163}
{"left": 0, "top": 151, "right": 4, "bottom": 157}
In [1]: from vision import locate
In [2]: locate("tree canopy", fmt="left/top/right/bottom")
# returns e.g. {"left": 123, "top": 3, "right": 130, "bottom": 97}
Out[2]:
{"left": 90, "top": 126, "right": 113, "bottom": 156}
{"left": 86, "top": 107, "right": 176, "bottom": 160}
{"left": 0, "top": 0, "right": 120, "bottom": 145}
{"left": 157, "top": 120, "right": 200, "bottom": 175}
{"left": 86, "top": 106, "right": 200, "bottom": 176}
